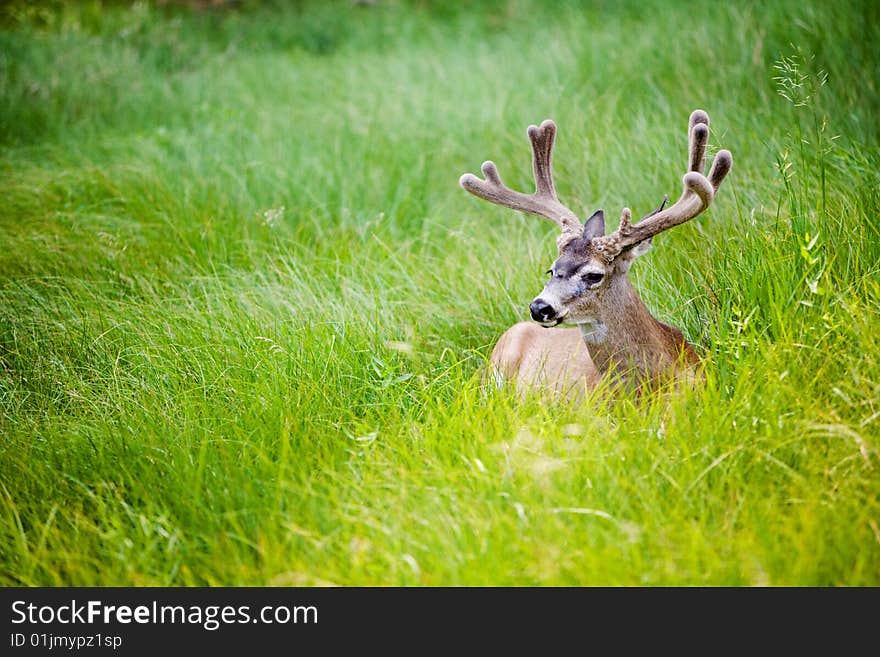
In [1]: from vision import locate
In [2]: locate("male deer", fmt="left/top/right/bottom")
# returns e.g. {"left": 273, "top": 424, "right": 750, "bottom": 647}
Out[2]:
{"left": 460, "top": 110, "right": 732, "bottom": 399}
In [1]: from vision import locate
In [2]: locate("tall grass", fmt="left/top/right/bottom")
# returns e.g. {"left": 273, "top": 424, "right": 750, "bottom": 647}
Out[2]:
{"left": 1, "top": 0, "right": 878, "bottom": 585}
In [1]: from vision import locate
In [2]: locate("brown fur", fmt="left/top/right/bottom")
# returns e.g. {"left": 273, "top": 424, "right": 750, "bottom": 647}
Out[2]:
{"left": 583, "top": 277, "right": 698, "bottom": 378}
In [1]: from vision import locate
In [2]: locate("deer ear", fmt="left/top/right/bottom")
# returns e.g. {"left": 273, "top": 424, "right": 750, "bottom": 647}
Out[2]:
{"left": 615, "top": 238, "right": 653, "bottom": 273}
{"left": 583, "top": 210, "right": 605, "bottom": 239}
{"left": 630, "top": 238, "right": 652, "bottom": 258}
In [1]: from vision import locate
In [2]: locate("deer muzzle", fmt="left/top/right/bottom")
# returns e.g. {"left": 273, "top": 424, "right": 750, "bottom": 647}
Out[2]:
{"left": 529, "top": 298, "right": 559, "bottom": 325}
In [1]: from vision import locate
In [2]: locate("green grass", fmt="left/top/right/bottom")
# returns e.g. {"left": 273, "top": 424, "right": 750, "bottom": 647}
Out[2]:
{"left": 1, "top": 0, "right": 878, "bottom": 586}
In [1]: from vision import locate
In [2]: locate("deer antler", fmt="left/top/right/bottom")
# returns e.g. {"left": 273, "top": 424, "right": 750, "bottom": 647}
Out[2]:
{"left": 592, "top": 109, "right": 733, "bottom": 261}
{"left": 459, "top": 120, "right": 583, "bottom": 245}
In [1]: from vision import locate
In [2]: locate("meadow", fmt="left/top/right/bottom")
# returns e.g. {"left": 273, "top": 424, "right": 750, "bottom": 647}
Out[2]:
{"left": 1, "top": 0, "right": 878, "bottom": 585}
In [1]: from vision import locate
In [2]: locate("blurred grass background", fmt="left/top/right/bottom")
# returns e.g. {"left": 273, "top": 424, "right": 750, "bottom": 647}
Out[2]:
{"left": 0, "top": 0, "right": 878, "bottom": 585}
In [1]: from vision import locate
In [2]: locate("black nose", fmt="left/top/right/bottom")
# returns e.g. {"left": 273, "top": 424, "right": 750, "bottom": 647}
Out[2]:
{"left": 529, "top": 299, "right": 556, "bottom": 323}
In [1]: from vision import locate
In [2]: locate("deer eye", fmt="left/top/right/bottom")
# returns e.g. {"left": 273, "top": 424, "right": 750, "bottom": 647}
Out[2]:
{"left": 584, "top": 272, "right": 604, "bottom": 285}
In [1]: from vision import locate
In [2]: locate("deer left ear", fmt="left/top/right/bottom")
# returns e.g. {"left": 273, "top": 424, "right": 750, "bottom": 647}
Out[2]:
{"left": 583, "top": 210, "right": 605, "bottom": 239}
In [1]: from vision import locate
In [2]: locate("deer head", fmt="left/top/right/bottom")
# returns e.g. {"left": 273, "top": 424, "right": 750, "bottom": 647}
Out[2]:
{"left": 460, "top": 110, "right": 732, "bottom": 336}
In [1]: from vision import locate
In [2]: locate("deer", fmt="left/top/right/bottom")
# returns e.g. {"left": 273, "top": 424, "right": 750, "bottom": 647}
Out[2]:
{"left": 460, "top": 110, "right": 732, "bottom": 400}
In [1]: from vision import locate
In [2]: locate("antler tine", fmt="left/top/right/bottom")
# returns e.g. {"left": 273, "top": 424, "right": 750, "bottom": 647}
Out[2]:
{"left": 688, "top": 109, "right": 710, "bottom": 173}
{"left": 690, "top": 108, "right": 733, "bottom": 191}
{"left": 459, "top": 120, "right": 582, "bottom": 238}
{"left": 593, "top": 110, "right": 732, "bottom": 260}
{"left": 708, "top": 148, "right": 733, "bottom": 190}
{"left": 529, "top": 120, "right": 557, "bottom": 198}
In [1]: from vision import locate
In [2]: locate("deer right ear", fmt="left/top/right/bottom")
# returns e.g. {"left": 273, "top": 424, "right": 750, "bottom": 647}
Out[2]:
{"left": 630, "top": 238, "right": 653, "bottom": 258}
{"left": 583, "top": 210, "right": 605, "bottom": 239}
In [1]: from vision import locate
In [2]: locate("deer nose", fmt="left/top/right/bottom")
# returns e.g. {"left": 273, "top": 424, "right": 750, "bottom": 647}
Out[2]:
{"left": 529, "top": 299, "right": 557, "bottom": 323}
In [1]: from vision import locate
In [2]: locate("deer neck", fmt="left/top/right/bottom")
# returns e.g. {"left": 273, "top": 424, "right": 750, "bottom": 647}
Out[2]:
{"left": 579, "top": 276, "right": 692, "bottom": 381}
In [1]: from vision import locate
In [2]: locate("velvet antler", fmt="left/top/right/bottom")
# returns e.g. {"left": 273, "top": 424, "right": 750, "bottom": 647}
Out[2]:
{"left": 592, "top": 110, "right": 732, "bottom": 260}
{"left": 460, "top": 120, "right": 583, "bottom": 248}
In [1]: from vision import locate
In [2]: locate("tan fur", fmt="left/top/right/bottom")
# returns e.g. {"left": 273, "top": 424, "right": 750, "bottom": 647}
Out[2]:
{"left": 489, "top": 323, "right": 598, "bottom": 400}
{"left": 489, "top": 285, "right": 700, "bottom": 400}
